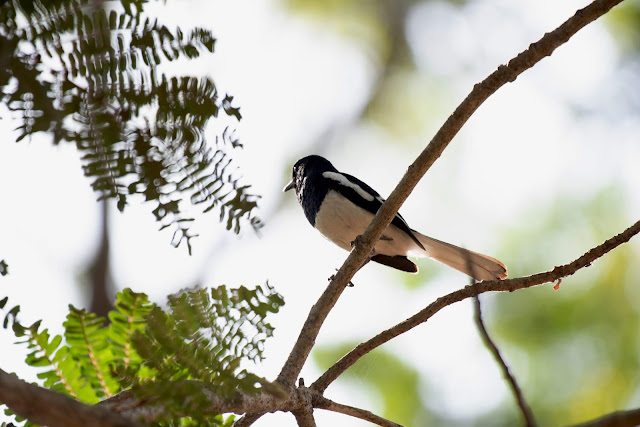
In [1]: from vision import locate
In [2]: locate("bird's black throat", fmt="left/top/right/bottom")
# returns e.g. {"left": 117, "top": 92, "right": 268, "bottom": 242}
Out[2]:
{"left": 291, "top": 156, "right": 337, "bottom": 226}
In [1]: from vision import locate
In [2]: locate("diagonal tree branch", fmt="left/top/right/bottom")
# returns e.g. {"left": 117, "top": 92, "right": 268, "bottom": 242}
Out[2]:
{"left": 0, "top": 368, "right": 141, "bottom": 427}
{"left": 463, "top": 246, "right": 536, "bottom": 427}
{"left": 98, "top": 382, "right": 293, "bottom": 421}
{"left": 312, "top": 219, "right": 640, "bottom": 392}
{"left": 474, "top": 292, "right": 537, "bottom": 427}
{"left": 23, "top": 209, "right": 634, "bottom": 427}
{"left": 314, "top": 395, "right": 403, "bottom": 427}
{"left": 1, "top": 1, "right": 630, "bottom": 427}
{"left": 465, "top": 242, "right": 536, "bottom": 427}
{"left": 99, "top": 379, "right": 396, "bottom": 427}
{"left": 277, "top": 0, "right": 626, "bottom": 390}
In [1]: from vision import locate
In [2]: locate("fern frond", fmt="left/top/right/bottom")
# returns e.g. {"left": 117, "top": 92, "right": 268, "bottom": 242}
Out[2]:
{"left": 25, "top": 324, "right": 75, "bottom": 396}
{"left": 1, "top": 284, "right": 279, "bottom": 425}
{"left": 24, "top": 322, "right": 99, "bottom": 402}
{"left": 64, "top": 306, "right": 118, "bottom": 398}
{"left": 1, "top": 0, "right": 261, "bottom": 246}
{"left": 0, "top": 296, "right": 98, "bottom": 409}
{"left": 108, "top": 288, "right": 154, "bottom": 371}
{"left": 126, "top": 283, "right": 284, "bottom": 421}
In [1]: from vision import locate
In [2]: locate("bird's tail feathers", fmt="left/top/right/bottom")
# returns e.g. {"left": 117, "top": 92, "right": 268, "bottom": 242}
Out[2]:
{"left": 413, "top": 232, "right": 508, "bottom": 281}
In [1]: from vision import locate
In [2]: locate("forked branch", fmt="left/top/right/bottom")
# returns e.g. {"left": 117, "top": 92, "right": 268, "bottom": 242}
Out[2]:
{"left": 277, "top": 0, "right": 626, "bottom": 391}
{"left": 0, "top": 1, "right": 631, "bottom": 427}
{"left": 312, "top": 219, "right": 640, "bottom": 392}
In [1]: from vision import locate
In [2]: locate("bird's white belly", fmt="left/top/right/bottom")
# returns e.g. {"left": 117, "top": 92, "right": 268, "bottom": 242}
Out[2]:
{"left": 314, "top": 190, "right": 418, "bottom": 256}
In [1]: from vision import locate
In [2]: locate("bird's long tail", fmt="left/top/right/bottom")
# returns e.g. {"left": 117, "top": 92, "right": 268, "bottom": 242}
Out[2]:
{"left": 413, "top": 232, "right": 508, "bottom": 281}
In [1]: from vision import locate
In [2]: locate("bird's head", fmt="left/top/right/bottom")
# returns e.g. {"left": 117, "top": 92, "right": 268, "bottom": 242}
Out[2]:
{"left": 283, "top": 155, "right": 335, "bottom": 194}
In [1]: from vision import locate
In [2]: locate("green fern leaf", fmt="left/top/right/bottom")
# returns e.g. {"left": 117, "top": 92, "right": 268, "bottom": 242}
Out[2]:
{"left": 108, "top": 288, "right": 154, "bottom": 370}
{"left": 0, "top": 298, "right": 98, "bottom": 404}
{"left": 64, "top": 306, "right": 119, "bottom": 398}
{"left": 1, "top": 281, "right": 283, "bottom": 425}
{"left": 126, "top": 283, "right": 284, "bottom": 422}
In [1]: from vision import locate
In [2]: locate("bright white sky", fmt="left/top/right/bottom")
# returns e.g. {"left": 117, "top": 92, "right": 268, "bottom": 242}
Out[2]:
{"left": 1, "top": 0, "right": 639, "bottom": 425}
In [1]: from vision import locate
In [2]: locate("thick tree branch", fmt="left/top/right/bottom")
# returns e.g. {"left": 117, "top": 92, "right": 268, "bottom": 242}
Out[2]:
{"left": 99, "top": 382, "right": 293, "bottom": 421}
{"left": 35, "top": 218, "right": 636, "bottom": 427}
{"left": 276, "top": 0, "right": 625, "bottom": 389}
{"left": 474, "top": 293, "right": 537, "bottom": 427}
{"left": 314, "top": 395, "right": 403, "bottom": 427}
{"left": 291, "top": 385, "right": 316, "bottom": 427}
{"left": 0, "top": 368, "right": 140, "bottom": 427}
{"left": 292, "top": 409, "right": 316, "bottom": 427}
{"left": 100, "top": 380, "right": 398, "bottom": 427}
{"left": 571, "top": 408, "right": 640, "bottom": 427}
{"left": 2, "top": 1, "right": 629, "bottom": 427}
{"left": 312, "top": 219, "right": 640, "bottom": 392}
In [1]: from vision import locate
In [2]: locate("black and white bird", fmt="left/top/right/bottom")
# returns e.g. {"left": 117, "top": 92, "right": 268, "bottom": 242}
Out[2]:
{"left": 284, "top": 155, "right": 507, "bottom": 281}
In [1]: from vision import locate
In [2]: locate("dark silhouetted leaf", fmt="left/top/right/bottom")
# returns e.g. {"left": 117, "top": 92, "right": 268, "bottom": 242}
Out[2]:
{"left": 0, "top": 0, "right": 261, "bottom": 250}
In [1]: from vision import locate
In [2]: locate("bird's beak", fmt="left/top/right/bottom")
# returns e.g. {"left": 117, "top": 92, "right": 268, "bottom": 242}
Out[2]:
{"left": 283, "top": 180, "right": 295, "bottom": 192}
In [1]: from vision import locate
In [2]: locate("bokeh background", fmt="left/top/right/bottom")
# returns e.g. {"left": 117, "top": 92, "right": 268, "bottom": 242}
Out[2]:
{"left": 1, "top": 0, "right": 640, "bottom": 425}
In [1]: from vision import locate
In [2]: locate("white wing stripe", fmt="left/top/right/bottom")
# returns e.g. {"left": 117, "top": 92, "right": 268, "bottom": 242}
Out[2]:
{"left": 322, "top": 171, "right": 375, "bottom": 202}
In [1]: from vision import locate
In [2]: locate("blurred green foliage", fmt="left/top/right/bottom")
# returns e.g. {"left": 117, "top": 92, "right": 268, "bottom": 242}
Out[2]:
{"left": 0, "top": 0, "right": 262, "bottom": 252}
{"left": 1, "top": 285, "right": 284, "bottom": 426}
{"left": 284, "top": 0, "right": 391, "bottom": 51}
{"left": 314, "top": 343, "right": 434, "bottom": 426}
{"left": 312, "top": 188, "right": 640, "bottom": 426}
{"left": 489, "top": 187, "right": 640, "bottom": 426}
{"left": 282, "top": 0, "right": 461, "bottom": 142}
{"left": 606, "top": 0, "right": 640, "bottom": 54}
{"left": 290, "top": 1, "right": 640, "bottom": 424}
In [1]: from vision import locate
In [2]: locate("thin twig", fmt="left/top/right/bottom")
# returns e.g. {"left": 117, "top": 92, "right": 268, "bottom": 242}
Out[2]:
{"left": 312, "top": 219, "right": 640, "bottom": 392}
{"left": 276, "top": 0, "right": 625, "bottom": 389}
{"left": 461, "top": 237, "right": 535, "bottom": 427}
{"left": 462, "top": 243, "right": 536, "bottom": 427}
{"left": 314, "top": 396, "right": 403, "bottom": 427}
{"left": 474, "top": 292, "right": 537, "bottom": 427}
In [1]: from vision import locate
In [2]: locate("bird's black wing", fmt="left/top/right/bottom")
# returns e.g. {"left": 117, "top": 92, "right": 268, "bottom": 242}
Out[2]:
{"left": 323, "top": 171, "right": 425, "bottom": 250}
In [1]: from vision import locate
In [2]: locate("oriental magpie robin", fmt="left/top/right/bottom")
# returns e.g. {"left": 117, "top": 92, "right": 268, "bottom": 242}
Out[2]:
{"left": 284, "top": 155, "right": 507, "bottom": 281}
